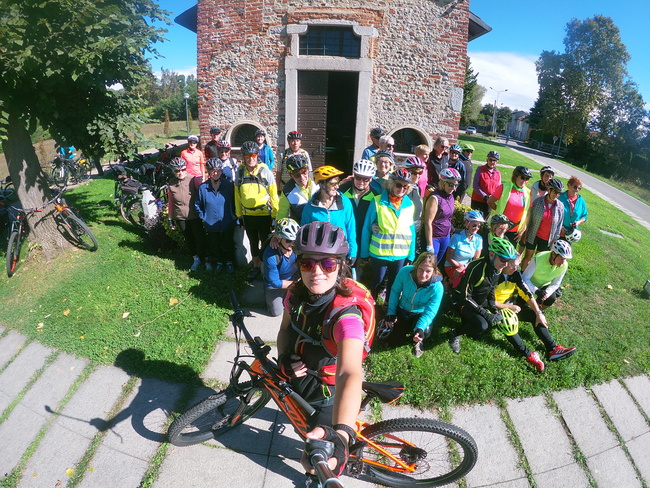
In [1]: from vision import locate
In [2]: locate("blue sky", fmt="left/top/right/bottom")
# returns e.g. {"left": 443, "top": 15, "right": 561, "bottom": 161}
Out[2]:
{"left": 149, "top": 0, "right": 650, "bottom": 113}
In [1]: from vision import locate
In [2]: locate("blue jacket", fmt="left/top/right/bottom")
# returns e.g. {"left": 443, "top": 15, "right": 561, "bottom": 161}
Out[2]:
{"left": 258, "top": 144, "right": 275, "bottom": 171}
{"left": 263, "top": 246, "right": 297, "bottom": 289}
{"left": 558, "top": 191, "right": 588, "bottom": 231}
{"left": 387, "top": 265, "right": 444, "bottom": 335}
{"left": 194, "top": 176, "right": 236, "bottom": 232}
{"left": 300, "top": 192, "right": 358, "bottom": 258}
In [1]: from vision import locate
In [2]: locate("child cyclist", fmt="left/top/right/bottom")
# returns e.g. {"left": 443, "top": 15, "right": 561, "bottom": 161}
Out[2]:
{"left": 277, "top": 221, "right": 375, "bottom": 480}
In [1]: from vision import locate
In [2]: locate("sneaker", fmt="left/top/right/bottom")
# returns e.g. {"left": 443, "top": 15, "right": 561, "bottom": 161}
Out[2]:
{"left": 526, "top": 351, "right": 545, "bottom": 372}
{"left": 448, "top": 331, "right": 461, "bottom": 354}
{"left": 246, "top": 266, "right": 261, "bottom": 281}
{"left": 225, "top": 262, "right": 235, "bottom": 275}
{"left": 190, "top": 257, "right": 201, "bottom": 271}
{"left": 548, "top": 345, "right": 577, "bottom": 361}
{"left": 213, "top": 262, "right": 223, "bottom": 274}
{"left": 205, "top": 262, "right": 213, "bottom": 272}
{"left": 413, "top": 342, "right": 424, "bottom": 358}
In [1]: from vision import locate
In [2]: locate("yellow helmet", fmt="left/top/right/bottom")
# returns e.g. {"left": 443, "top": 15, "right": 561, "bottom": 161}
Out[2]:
{"left": 313, "top": 165, "right": 344, "bottom": 183}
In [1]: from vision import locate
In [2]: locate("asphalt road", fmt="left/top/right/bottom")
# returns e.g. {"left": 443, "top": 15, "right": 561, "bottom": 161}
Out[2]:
{"left": 504, "top": 139, "right": 650, "bottom": 231}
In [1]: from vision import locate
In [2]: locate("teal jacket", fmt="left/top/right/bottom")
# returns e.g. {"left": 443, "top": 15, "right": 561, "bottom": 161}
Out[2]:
{"left": 387, "top": 265, "right": 444, "bottom": 335}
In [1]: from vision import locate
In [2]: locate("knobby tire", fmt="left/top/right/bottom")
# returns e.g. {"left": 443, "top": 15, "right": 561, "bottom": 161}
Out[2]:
{"left": 124, "top": 198, "right": 146, "bottom": 229}
{"left": 6, "top": 230, "right": 21, "bottom": 277}
{"left": 357, "top": 417, "right": 478, "bottom": 487}
{"left": 63, "top": 213, "right": 98, "bottom": 251}
{"left": 168, "top": 383, "right": 271, "bottom": 447}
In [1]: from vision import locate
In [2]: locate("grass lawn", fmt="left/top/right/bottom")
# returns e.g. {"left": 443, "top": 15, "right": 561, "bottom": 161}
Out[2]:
{"left": 1, "top": 161, "right": 649, "bottom": 409}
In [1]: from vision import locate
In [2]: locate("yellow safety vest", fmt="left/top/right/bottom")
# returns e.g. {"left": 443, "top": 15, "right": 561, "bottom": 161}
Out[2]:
{"left": 369, "top": 195, "right": 413, "bottom": 258}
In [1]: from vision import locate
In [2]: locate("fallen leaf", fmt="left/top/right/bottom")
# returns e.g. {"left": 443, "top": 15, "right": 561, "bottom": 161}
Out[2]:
{"left": 606, "top": 285, "right": 613, "bottom": 290}
{"left": 66, "top": 468, "right": 75, "bottom": 477}
{"left": 169, "top": 297, "right": 179, "bottom": 306}
{"left": 623, "top": 359, "right": 630, "bottom": 364}
{"left": 79, "top": 335, "right": 85, "bottom": 340}
{"left": 87, "top": 467, "right": 94, "bottom": 472}
{"left": 122, "top": 312, "right": 130, "bottom": 319}
{"left": 44, "top": 314, "right": 51, "bottom": 318}
{"left": 37, "top": 323, "right": 44, "bottom": 329}
{"left": 134, "top": 331, "right": 141, "bottom": 337}
{"left": 62, "top": 298, "right": 67, "bottom": 302}
{"left": 63, "top": 309, "right": 71, "bottom": 316}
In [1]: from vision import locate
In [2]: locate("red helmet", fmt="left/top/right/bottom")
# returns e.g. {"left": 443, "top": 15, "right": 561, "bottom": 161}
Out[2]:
{"left": 389, "top": 168, "right": 411, "bottom": 183}
{"left": 287, "top": 131, "right": 302, "bottom": 140}
{"left": 216, "top": 141, "right": 231, "bottom": 149}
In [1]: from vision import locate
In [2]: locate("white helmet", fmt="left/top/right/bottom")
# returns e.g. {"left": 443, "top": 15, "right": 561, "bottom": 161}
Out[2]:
{"left": 551, "top": 239, "right": 573, "bottom": 259}
{"left": 353, "top": 159, "right": 376, "bottom": 178}
{"left": 274, "top": 218, "right": 300, "bottom": 241}
{"left": 564, "top": 229, "right": 582, "bottom": 243}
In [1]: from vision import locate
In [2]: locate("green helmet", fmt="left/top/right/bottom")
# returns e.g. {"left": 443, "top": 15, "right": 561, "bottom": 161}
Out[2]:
{"left": 489, "top": 237, "right": 517, "bottom": 260}
{"left": 461, "top": 143, "right": 475, "bottom": 152}
{"left": 497, "top": 308, "right": 519, "bottom": 336}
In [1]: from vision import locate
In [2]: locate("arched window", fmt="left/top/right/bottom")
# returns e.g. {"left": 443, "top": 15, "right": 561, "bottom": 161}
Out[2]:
{"left": 229, "top": 122, "right": 262, "bottom": 148}
{"left": 390, "top": 127, "right": 430, "bottom": 154}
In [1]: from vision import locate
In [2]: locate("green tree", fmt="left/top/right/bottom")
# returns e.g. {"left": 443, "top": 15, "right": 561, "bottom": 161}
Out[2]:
{"left": 460, "top": 58, "right": 486, "bottom": 127}
{"left": 0, "top": 0, "right": 168, "bottom": 253}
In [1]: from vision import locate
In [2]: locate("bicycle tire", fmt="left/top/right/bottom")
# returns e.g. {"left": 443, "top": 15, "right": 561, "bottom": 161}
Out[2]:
{"left": 124, "top": 197, "right": 146, "bottom": 229}
{"left": 50, "top": 163, "right": 69, "bottom": 187}
{"left": 6, "top": 230, "right": 22, "bottom": 277}
{"left": 75, "top": 159, "right": 92, "bottom": 182}
{"left": 168, "top": 384, "right": 271, "bottom": 447}
{"left": 63, "top": 213, "right": 98, "bottom": 251}
{"left": 357, "top": 417, "right": 478, "bottom": 487}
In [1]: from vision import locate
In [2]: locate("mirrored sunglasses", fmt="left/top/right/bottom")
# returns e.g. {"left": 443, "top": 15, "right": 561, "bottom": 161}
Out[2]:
{"left": 299, "top": 257, "right": 340, "bottom": 273}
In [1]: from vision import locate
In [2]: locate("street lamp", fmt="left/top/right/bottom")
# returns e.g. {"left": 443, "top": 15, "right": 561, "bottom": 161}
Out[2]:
{"left": 183, "top": 93, "right": 190, "bottom": 137}
{"left": 489, "top": 87, "right": 508, "bottom": 136}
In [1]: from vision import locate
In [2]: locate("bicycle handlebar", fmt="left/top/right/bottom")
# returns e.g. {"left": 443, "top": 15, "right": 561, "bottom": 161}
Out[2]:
{"left": 305, "top": 439, "right": 344, "bottom": 488}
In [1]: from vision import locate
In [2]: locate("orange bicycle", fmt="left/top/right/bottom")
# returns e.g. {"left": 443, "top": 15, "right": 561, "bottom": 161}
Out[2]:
{"left": 168, "top": 291, "right": 478, "bottom": 487}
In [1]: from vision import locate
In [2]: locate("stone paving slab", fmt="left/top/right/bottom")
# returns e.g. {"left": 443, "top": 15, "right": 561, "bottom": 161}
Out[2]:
{"left": 19, "top": 366, "right": 130, "bottom": 488}
{"left": 225, "top": 306, "right": 282, "bottom": 343}
{"left": 592, "top": 380, "right": 646, "bottom": 442}
{"left": 453, "top": 403, "right": 528, "bottom": 488}
{"left": 623, "top": 375, "right": 650, "bottom": 417}
{"left": 553, "top": 387, "right": 639, "bottom": 488}
{"left": 0, "top": 353, "right": 87, "bottom": 477}
{"left": 627, "top": 432, "right": 650, "bottom": 485}
{"left": 201, "top": 340, "right": 279, "bottom": 383}
{"left": 0, "top": 330, "right": 28, "bottom": 370}
{"left": 506, "top": 396, "right": 589, "bottom": 488}
{"left": 79, "top": 378, "right": 185, "bottom": 488}
{"left": 0, "top": 341, "right": 52, "bottom": 414}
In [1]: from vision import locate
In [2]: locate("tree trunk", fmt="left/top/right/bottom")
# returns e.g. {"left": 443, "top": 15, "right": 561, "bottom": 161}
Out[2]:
{"left": 1, "top": 111, "right": 71, "bottom": 257}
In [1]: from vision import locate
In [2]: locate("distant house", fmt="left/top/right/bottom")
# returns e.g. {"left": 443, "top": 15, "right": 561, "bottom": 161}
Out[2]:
{"left": 177, "top": 1, "right": 490, "bottom": 173}
{"left": 507, "top": 111, "right": 530, "bottom": 141}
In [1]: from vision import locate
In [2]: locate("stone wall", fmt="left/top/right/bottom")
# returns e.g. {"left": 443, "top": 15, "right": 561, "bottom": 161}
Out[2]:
{"left": 196, "top": 0, "right": 469, "bottom": 152}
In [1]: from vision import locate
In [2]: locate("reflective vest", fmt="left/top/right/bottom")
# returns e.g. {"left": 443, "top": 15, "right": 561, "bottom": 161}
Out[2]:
{"left": 494, "top": 182, "right": 531, "bottom": 231}
{"left": 369, "top": 194, "right": 414, "bottom": 258}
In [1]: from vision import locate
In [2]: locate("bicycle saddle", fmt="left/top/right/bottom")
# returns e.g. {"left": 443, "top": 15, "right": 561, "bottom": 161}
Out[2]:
{"left": 361, "top": 381, "right": 404, "bottom": 405}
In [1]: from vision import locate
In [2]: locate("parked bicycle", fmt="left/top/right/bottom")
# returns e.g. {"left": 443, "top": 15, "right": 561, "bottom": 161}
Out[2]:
{"left": 122, "top": 182, "right": 169, "bottom": 230}
{"left": 49, "top": 153, "right": 93, "bottom": 187}
{"left": 0, "top": 176, "right": 14, "bottom": 201}
{"left": 6, "top": 186, "right": 98, "bottom": 277}
{"left": 168, "top": 290, "right": 478, "bottom": 488}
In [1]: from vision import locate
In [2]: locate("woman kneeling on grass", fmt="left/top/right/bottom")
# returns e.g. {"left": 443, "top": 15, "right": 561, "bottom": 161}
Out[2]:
{"left": 378, "top": 252, "right": 444, "bottom": 357}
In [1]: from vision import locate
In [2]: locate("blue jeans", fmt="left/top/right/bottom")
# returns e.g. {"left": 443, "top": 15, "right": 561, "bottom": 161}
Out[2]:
{"left": 370, "top": 257, "right": 406, "bottom": 300}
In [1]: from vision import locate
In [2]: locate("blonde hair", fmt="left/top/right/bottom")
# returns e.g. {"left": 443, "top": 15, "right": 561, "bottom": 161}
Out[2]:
{"left": 414, "top": 144, "right": 430, "bottom": 157}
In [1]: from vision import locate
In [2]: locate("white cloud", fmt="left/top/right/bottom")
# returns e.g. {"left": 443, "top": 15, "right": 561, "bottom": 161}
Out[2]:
{"left": 467, "top": 52, "right": 539, "bottom": 112}
{"left": 152, "top": 66, "right": 197, "bottom": 79}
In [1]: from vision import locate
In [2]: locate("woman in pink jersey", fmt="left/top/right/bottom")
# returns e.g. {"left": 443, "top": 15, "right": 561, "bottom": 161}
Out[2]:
{"left": 180, "top": 135, "right": 206, "bottom": 180}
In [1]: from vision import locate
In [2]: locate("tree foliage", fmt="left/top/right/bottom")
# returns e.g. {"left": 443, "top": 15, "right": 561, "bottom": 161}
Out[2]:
{"left": 145, "top": 70, "right": 199, "bottom": 122}
{"left": 0, "top": 0, "right": 169, "bottom": 252}
{"left": 460, "top": 58, "right": 486, "bottom": 127}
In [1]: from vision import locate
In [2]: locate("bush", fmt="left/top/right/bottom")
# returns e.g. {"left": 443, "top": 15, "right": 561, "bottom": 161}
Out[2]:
{"left": 452, "top": 200, "right": 473, "bottom": 230}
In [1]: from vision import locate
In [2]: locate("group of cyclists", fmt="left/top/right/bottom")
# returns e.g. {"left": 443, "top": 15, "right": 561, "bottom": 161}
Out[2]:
{"left": 158, "top": 126, "right": 589, "bottom": 479}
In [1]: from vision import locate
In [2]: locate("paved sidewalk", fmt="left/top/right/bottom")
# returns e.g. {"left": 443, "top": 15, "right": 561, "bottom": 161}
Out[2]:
{"left": 1, "top": 320, "right": 649, "bottom": 487}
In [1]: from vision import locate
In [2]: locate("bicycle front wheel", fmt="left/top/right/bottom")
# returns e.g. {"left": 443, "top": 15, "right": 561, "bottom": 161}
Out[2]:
{"left": 75, "top": 159, "right": 92, "bottom": 182}
{"left": 50, "top": 163, "right": 69, "bottom": 187}
{"left": 358, "top": 417, "right": 478, "bottom": 488}
{"left": 63, "top": 213, "right": 98, "bottom": 251}
{"left": 6, "top": 230, "right": 22, "bottom": 277}
{"left": 168, "top": 384, "right": 271, "bottom": 447}
{"left": 124, "top": 198, "right": 146, "bottom": 229}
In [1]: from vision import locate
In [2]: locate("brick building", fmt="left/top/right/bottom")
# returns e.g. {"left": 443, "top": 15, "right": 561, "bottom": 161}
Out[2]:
{"left": 177, "top": 1, "right": 490, "bottom": 173}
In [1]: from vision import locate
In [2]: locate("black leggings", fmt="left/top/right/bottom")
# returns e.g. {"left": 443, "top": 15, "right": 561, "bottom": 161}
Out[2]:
{"left": 178, "top": 219, "right": 205, "bottom": 257}
{"left": 386, "top": 307, "right": 431, "bottom": 347}
{"left": 243, "top": 215, "right": 272, "bottom": 260}
{"left": 206, "top": 228, "right": 235, "bottom": 264}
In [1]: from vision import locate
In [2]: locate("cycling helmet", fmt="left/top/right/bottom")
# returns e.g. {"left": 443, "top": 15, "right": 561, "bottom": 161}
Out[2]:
{"left": 255, "top": 129, "right": 266, "bottom": 137}
{"left": 513, "top": 166, "right": 533, "bottom": 179}
{"left": 313, "top": 165, "right": 344, "bottom": 183}
{"left": 439, "top": 167, "right": 462, "bottom": 181}
{"left": 487, "top": 150, "right": 500, "bottom": 160}
{"left": 169, "top": 157, "right": 187, "bottom": 171}
{"left": 274, "top": 218, "right": 300, "bottom": 241}
{"left": 490, "top": 214, "right": 513, "bottom": 228}
{"left": 540, "top": 165, "right": 555, "bottom": 176}
{"left": 450, "top": 144, "right": 462, "bottom": 154}
{"left": 497, "top": 308, "right": 519, "bottom": 336}
{"left": 564, "top": 228, "right": 582, "bottom": 243}
{"left": 404, "top": 156, "right": 425, "bottom": 169}
{"left": 209, "top": 126, "right": 221, "bottom": 135}
{"left": 295, "top": 221, "right": 349, "bottom": 257}
{"left": 206, "top": 158, "right": 223, "bottom": 171}
{"left": 547, "top": 178, "right": 564, "bottom": 193}
{"left": 551, "top": 239, "right": 573, "bottom": 259}
{"left": 216, "top": 140, "right": 231, "bottom": 149}
{"left": 461, "top": 143, "right": 475, "bottom": 152}
{"left": 187, "top": 135, "right": 199, "bottom": 143}
{"left": 464, "top": 210, "right": 486, "bottom": 223}
{"left": 286, "top": 154, "right": 309, "bottom": 174}
{"left": 240, "top": 141, "right": 259, "bottom": 155}
{"left": 489, "top": 237, "right": 517, "bottom": 260}
{"left": 389, "top": 168, "right": 411, "bottom": 183}
{"left": 375, "top": 318, "right": 394, "bottom": 340}
{"left": 370, "top": 127, "right": 385, "bottom": 138}
{"left": 287, "top": 131, "right": 302, "bottom": 140}
{"left": 353, "top": 159, "right": 376, "bottom": 177}
{"left": 374, "top": 150, "right": 394, "bottom": 163}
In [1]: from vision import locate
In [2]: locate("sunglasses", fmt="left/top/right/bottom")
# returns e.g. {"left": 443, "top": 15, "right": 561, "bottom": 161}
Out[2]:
{"left": 354, "top": 175, "right": 371, "bottom": 182}
{"left": 573, "top": 185, "right": 582, "bottom": 190}
{"left": 394, "top": 181, "right": 409, "bottom": 189}
{"left": 327, "top": 180, "right": 340, "bottom": 187}
{"left": 299, "top": 257, "right": 340, "bottom": 273}
{"left": 519, "top": 177, "right": 530, "bottom": 181}
{"left": 488, "top": 158, "right": 498, "bottom": 163}
{"left": 409, "top": 169, "right": 423, "bottom": 175}
{"left": 292, "top": 169, "right": 309, "bottom": 177}
{"left": 386, "top": 144, "right": 395, "bottom": 148}
{"left": 445, "top": 181, "right": 459, "bottom": 188}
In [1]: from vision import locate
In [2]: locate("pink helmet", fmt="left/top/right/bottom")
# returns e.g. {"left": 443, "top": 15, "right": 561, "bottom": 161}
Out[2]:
{"left": 439, "top": 167, "right": 461, "bottom": 181}
{"left": 404, "top": 156, "right": 425, "bottom": 169}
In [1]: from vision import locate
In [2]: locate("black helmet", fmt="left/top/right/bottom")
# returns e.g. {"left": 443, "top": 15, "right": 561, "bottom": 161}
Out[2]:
{"left": 513, "top": 166, "right": 533, "bottom": 179}
{"left": 547, "top": 178, "right": 564, "bottom": 193}
{"left": 374, "top": 150, "right": 394, "bottom": 163}
{"left": 240, "top": 141, "right": 259, "bottom": 155}
{"left": 287, "top": 131, "right": 302, "bottom": 140}
{"left": 169, "top": 157, "right": 186, "bottom": 171}
{"left": 540, "top": 165, "right": 555, "bottom": 176}
{"left": 206, "top": 158, "right": 223, "bottom": 171}
{"left": 487, "top": 150, "right": 500, "bottom": 160}
{"left": 209, "top": 126, "right": 222, "bottom": 135}
{"left": 255, "top": 129, "right": 266, "bottom": 137}
{"left": 370, "top": 127, "right": 385, "bottom": 138}
{"left": 295, "top": 222, "right": 349, "bottom": 257}
{"left": 286, "top": 154, "right": 309, "bottom": 173}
